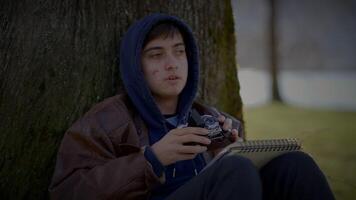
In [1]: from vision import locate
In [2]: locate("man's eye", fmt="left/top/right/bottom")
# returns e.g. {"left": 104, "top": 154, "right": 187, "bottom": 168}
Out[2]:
{"left": 176, "top": 49, "right": 186, "bottom": 55}
{"left": 149, "top": 53, "right": 162, "bottom": 58}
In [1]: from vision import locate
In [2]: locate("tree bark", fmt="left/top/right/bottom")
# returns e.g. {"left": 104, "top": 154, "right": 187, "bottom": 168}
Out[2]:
{"left": 0, "top": 0, "right": 242, "bottom": 198}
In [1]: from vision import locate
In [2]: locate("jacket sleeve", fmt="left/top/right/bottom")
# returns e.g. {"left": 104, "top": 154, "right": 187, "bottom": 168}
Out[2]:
{"left": 49, "top": 114, "right": 161, "bottom": 200}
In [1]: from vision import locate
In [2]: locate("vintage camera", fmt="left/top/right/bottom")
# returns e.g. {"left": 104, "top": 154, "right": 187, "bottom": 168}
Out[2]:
{"left": 187, "top": 109, "right": 234, "bottom": 150}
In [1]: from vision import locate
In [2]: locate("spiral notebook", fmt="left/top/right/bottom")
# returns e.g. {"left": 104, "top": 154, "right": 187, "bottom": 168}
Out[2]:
{"left": 203, "top": 138, "right": 302, "bottom": 170}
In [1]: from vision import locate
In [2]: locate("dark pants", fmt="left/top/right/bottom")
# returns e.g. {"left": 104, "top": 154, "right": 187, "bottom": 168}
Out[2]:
{"left": 166, "top": 151, "right": 335, "bottom": 200}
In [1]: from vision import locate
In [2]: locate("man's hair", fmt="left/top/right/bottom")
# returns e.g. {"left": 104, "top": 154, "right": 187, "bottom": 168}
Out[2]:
{"left": 143, "top": 22, "right": 183, "bottom": 48}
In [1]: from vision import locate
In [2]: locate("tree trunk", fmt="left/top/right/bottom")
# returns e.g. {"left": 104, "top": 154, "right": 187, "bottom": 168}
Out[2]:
{"left": 269, "top": 0, "right": 282, "bottom": 102}
{"left": 0, "top": 0, "right": 242, "bottom": 198}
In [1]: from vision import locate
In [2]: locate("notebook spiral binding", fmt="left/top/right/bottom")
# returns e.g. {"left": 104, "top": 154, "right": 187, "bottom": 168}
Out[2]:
{"left": 231, "top": 138, "right": 301, "bottom": 153}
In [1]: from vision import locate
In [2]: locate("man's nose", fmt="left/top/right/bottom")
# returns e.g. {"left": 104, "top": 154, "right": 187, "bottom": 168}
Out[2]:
{"left": 164, "top": 54, "right": 178, "bottom": 70}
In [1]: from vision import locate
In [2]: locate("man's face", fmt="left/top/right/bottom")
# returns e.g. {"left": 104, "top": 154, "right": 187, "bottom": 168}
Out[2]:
{"left": 141, "top": 32, "right": 188, "bottom": 100}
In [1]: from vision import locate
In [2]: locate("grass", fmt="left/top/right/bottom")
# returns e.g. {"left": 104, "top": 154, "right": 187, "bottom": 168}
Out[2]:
{"left": 243, "top": 102, "right": 356, "bottom": 200}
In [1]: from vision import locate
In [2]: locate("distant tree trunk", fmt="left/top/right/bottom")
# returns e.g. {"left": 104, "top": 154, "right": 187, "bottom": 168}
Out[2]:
{"left": 269, "top": 0, "right": 282, "bottom": 102}
{"left": 0, "top": 0, "right": 242, "bottom": 198}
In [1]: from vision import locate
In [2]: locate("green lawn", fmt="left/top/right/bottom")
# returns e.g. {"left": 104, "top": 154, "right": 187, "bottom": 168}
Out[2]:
{"left": 243, "top": 102, "right": 356, "bottom": 200}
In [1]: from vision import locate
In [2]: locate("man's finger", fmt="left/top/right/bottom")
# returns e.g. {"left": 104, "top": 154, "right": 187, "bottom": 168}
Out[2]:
{"left": 232, "top": 129, "right": 243, "bottom": 142}
{"left": 222, "top": 118, "right": 232, "bottom": 131}
{"left": 232, "top": 129, "right": 239, "bottom": 136}
{"left": 177, "top": 134, "right": 211, "bottom": 145}
{"left": 173, "top": 127, "right": 209, "bottom": 136}
{"left": 218, "top": 115, "right": 226, "bottom": 123}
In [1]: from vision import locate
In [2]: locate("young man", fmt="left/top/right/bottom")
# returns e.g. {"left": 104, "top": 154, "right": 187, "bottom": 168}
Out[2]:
{"left": 49, "top": 14, "right": 334, "bottom": 200}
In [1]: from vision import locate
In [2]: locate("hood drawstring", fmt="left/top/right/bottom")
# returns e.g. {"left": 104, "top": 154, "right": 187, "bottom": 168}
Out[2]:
{"left": 173, "top": 167, "right": 176, "bottom": 178}
{"left": 192, "top": 160, "right": 198, "bottom": 176}
{"left": 170, "top": 113, "right": 201, "bottom": 178}
{"left": 172, "top": 160, "right": 199, "bottom": 178}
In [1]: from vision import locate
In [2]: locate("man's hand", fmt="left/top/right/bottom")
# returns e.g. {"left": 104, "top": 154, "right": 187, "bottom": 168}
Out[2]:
{"left": 217, "top": 114, "right": 239, "bottom": 141}
{"left": 212, "top": 115, "right": 241, "bottom": 156}
{"left": 151, "top": 127, "right": 211, "bottom": 166}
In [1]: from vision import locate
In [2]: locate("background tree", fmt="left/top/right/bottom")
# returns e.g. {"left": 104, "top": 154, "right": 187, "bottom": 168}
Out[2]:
{"left": 269, "top": 0, "right": 282, "bottom": 102}
{"left": 0, "top": 0, "right": 243, "bottom": 198}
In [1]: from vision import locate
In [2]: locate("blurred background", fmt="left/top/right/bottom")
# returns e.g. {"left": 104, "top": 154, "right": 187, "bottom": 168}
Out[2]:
{"left": 231, "top": 0, "right": 356, "bottom": 199}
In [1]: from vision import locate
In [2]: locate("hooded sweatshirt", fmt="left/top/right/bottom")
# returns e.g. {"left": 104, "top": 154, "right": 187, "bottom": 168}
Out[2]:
{"left": 119, "top": 13, "right": 204, "bottom": 199}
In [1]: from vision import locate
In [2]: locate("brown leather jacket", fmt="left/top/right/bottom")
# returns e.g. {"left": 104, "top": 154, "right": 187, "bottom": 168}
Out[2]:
{"left": 49, "top": 94, "right": 243, "bottom": 200}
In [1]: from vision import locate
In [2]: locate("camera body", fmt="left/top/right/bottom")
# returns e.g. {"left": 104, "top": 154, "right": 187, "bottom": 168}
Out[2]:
{"left": 188, "top": 109, "right": 234, "bottom": 150}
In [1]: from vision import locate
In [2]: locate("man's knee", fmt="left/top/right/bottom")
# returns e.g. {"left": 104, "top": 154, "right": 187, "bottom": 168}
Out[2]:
{"left": 264, "top": 151, "right": 323, "bottom": 177}
{"left": 216, "top": 155, "right": 262, "bottom": 196}
{"left": 218, "top": 155, "right": 257, "bottom": 175}
{"left": 273, "top": 151, "right": 316, "bottom": 168}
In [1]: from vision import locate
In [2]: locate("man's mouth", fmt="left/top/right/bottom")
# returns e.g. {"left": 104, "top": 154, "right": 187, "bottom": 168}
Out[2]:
{"left": 166, "top": 75, "right": 179, "bottom": 80}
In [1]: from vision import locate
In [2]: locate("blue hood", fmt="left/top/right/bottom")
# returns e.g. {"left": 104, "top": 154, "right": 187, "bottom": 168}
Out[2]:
{"left": 119, "top": 13, "right": 199, "bottom": 130}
